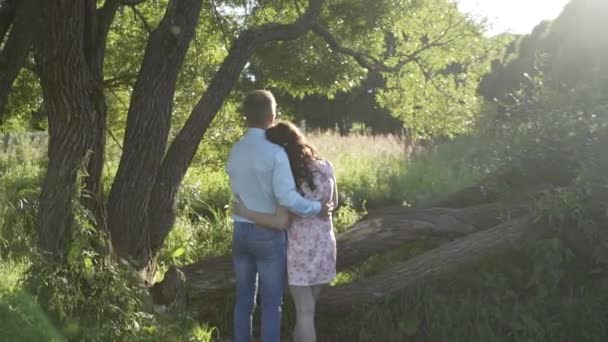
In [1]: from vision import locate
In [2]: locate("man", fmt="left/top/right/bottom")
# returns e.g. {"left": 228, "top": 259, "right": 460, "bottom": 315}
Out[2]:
{"left": 227, "top": 90, "right": 331, "bottom": 342}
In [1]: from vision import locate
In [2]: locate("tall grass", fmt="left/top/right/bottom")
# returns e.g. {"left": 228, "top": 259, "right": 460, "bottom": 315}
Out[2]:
{"left": 0, "top": 137, "right": 44, "bottom": 260}
{"left": 308, "top": 133, "right": 482, "bottom": 210}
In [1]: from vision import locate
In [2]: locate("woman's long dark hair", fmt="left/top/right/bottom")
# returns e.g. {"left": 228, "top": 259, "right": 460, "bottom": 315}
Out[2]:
{"left": 266, "top": 121, "right": 320, "bottom": 191}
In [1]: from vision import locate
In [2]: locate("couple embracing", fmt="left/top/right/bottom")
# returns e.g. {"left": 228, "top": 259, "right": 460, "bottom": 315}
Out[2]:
{"left": 227, "top": 90, "right": 337, "bottom": 342}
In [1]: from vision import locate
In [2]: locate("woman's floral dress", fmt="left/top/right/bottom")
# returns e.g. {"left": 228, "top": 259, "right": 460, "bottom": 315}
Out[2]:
{"left": 287, "top": 159, "right": 337, "bottom": 286}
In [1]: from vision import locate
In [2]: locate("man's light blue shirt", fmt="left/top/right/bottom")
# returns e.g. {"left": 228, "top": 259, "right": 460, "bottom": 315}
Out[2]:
{"left": 227, "top": 128, "right": 321, "bottom": 223}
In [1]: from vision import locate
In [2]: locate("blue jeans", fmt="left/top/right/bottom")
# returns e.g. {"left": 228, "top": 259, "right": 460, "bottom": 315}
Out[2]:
{"left": 232, "top": 221, "right": 287, "bottom": 342}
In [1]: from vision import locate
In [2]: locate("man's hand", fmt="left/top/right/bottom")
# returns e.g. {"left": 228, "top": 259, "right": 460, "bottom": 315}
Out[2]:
{"left": 232, "top": 195, "right": 249, "bottom": 218}
{"left": 319, "top": 201, "right": 334, "bottom": 220}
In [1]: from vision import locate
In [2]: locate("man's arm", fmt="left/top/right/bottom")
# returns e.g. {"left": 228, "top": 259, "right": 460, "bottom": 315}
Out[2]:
{"left": 272, "top": 149, "right": 321, "bottom": 217}
{"left": 233, "top": 201, "right": 290, "bottom": 230}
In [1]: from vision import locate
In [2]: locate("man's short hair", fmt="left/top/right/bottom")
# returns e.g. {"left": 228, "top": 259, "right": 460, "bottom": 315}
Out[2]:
{"left": 243, "top": 90, "right": 276, "bottom": 126}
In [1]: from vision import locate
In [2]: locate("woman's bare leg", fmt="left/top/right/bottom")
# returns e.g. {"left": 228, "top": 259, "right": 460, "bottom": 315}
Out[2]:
{"left": 311, "top": 285, "right": 322, "bottom": 301}
{"left": 289, "top": 285, "right": 317, "bottom": 342}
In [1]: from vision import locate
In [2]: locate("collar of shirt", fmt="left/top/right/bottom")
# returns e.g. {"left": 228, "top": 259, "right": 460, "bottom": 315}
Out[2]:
{"left": 245, "top": 128, "right": 266, "bottom": 138}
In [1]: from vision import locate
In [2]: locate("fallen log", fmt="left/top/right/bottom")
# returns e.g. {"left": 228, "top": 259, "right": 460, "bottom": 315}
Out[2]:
{"left": 422, "top": 168, "right": 573, "bottom": 208}
{"left": 318, "top": 215, "right": 550, "bottom": 314}
{"left": 336, "top": 202, "right": 523, "bottom": 270}
{"left": 152, "top": 202, "right": 527, "bottom": 307}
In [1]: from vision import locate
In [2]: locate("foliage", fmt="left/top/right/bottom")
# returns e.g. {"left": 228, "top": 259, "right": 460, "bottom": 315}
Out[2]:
{"left": 1, "top": 68, "right": 43, "bottom": 132}
{"left": 374, "top": 0, "right": 505, "bottom": 137}
{"left": 159, "top": 205, "right": 233, "bottom": 269}
{"left": 323, "top": 239, "right": 608, "bottom": 342}
{"left": 252, "top": 0, "right": 505, "bottom": 137}
{"left": 20, "top": 201, "right": 218, "bottom": 342}
{"left": 0, "top": 262, "right": 63, "bottom": 342}
{"left": 479, "top": 0, "right": 608, "bottom": 106}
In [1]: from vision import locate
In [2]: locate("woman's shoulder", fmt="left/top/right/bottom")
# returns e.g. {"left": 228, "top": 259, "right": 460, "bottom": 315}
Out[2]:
{"left": 313, "top": 158, "right": 334, "bottom": 174}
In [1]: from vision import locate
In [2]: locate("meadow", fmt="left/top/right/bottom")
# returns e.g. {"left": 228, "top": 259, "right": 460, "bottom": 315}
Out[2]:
{"left": 2, "top": 129, "right": 606, "bottom": 341}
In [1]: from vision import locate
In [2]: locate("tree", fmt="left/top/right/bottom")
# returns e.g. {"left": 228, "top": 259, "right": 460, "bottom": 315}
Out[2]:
{"left": 478, "top": 0, "right": 608, "bottom": 107}
{"left": 0, "top": 0, "right": 494, "bottom": 279}
{"left": 251, "top": 0, "right": 502, "bottom": 137}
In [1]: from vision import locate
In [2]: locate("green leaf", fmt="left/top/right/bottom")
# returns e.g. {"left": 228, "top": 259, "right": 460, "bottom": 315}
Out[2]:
{"left": 171, "top": 247, "right": 186, "bottom": 259}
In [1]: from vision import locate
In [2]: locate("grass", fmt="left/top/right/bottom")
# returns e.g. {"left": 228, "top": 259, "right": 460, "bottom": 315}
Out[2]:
{"left": 0, "top": 260, "right": 64, "bottom": 342}
{"left": 317, "top": 239, "right": 608, "bottom": 342}
{"left": 308, "top": 133, "right": 483, "bottom": 210}
{"left": 332, "top": 238, "right": 444, "bottom": 286}
{"left": 2, "top": 131, "right": 605, "bottom": 341}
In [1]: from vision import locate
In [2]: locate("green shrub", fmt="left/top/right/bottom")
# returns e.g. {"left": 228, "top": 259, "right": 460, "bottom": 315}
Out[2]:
{"left": 177, "top": 167, "right": 231, "bottom": 217}
{"left": 159, "top": 205, "right": 233, "bottom": 270}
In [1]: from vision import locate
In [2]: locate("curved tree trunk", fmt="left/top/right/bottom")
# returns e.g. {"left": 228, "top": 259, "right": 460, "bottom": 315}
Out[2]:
{"left": 318, "top": 215, "right": 550, "bottom": 314}
{"left": 151, "top": 202, "right": 527, "bottom": 307}
{"left": 106, "top": 0, "right": 204, "bottom": 275}
{"left": 336, "top": 202, "right": 523, "bottom": 270}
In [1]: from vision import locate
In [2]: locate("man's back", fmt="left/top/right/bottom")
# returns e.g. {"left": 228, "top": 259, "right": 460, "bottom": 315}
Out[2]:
{"left": 227, "top": 128, "right": 283, "bottom": 221}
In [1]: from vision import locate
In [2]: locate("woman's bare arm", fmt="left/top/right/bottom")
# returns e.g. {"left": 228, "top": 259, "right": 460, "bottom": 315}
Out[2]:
{"left": 233, "top": 200, "right": 290, "bottom": 230}
{"left": 332, "top": 176, "right": 339, "bottom": 210}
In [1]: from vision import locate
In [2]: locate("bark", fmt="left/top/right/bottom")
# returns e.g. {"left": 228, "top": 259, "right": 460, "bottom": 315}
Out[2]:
{"left": 107, "top": 0, "right": 204, "bottom": 271}
{"left": 0, "top": 0, "right": 40, "bottom": 120}
{"left": 36, "top": 1, "right": 101, "bottom": 257}
{"left": 336, "top": 202, "right": 524, "bottom": 270}
{"left": 80, "top": 0, "right": 120, "bottom": 231}
{"left": 318, "top": 216, "right": 550, "bottom": 314}
{"left": 152, "top": 202, "right": 527, "bottom": 306}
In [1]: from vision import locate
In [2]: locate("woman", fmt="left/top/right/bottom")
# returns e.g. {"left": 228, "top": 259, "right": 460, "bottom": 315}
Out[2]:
{"left": 233, "top": 121, "right": 337, "bottom": 342}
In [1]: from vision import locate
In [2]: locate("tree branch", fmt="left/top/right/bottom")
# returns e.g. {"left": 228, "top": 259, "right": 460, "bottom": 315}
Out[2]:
{"left": 107, "top": 0, "right": 205, "bottom": 267}
{"left": 103, "top": 72, "right": 137, "bottom": 88}
{"left": 97, "top": 0, "right": 121, "bottom": 45}
{"left": 0, "top": 0, "right": 40, "bottom": 121}
{"left": 312, "top": 16, "right": 469, "bottom": 74}
{"left": 312, "top": 24, "right": 379, "bottom": 71}
{"left": 210, "top": 0, "right": 231, "bottom": 51}
{"left": 0, "top": 0, "right": 15, "bottom": 43}
{"left": 118, "top": 0, "right": 147, "bottom": 5}
{"left": 131, "top": 5, "right": 152, "bottom": 34}
{"left": 254, "top": 0, "right": 323, "bottom": 43}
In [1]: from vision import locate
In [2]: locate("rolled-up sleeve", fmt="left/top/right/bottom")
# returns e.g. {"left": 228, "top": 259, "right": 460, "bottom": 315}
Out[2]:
{"left": 272, "top": 149, "right": 321, "bottom": 216}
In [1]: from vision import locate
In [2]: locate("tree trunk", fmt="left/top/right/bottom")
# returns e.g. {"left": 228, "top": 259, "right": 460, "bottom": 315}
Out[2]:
{"left": 151, "top": 202, "right": 526, "bottom": 307}
{"left": 36, "top": 1, "right": 101, "bottom": 257}
{"left": 80, "top": 0, "right": 120, "bottom": 232}
{"left": 106, "top": 0, "right": 203, "bottom": 273}
{"left": 318, "top": 215, "right": 549, "bottom": 314}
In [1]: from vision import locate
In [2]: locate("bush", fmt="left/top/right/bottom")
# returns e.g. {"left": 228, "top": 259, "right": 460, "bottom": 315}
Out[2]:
{"left": 18, "top": 200, "right": 220, "bottom": 342}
